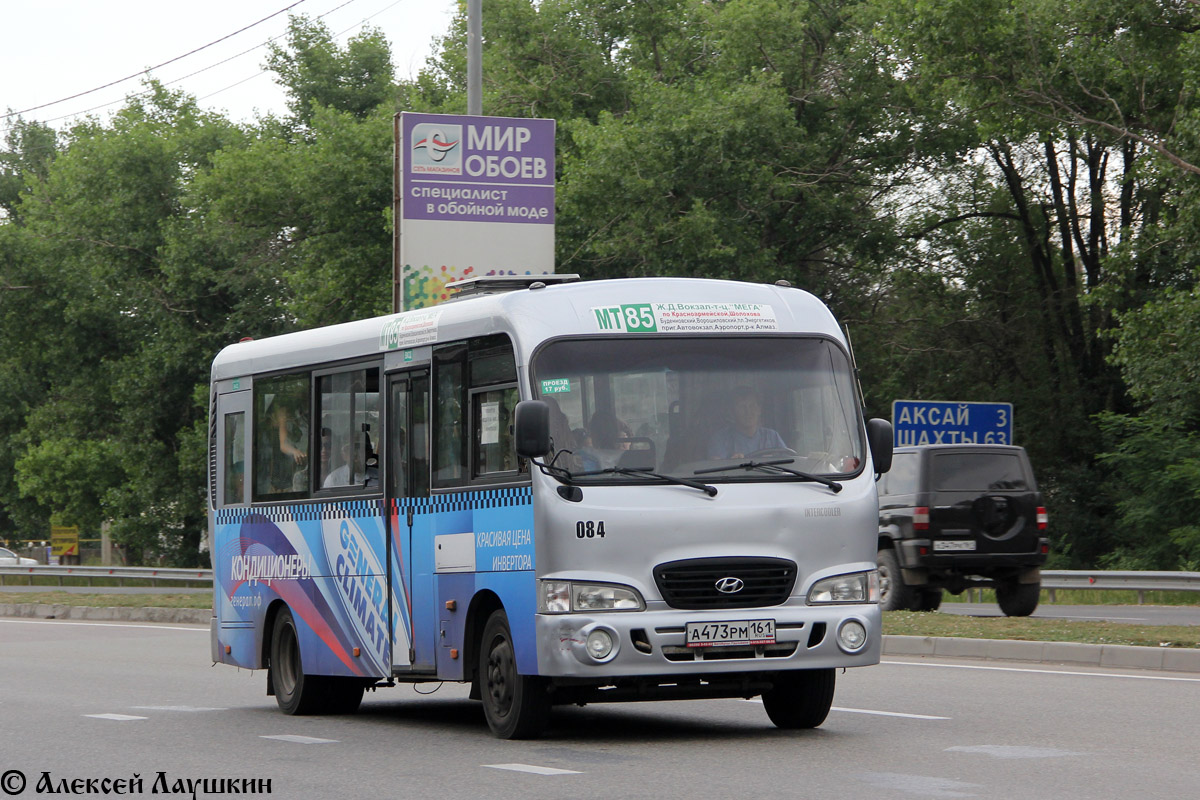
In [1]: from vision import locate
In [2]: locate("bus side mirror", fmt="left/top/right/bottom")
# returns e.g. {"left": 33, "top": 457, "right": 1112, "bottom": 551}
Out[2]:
{"left": 514, "top": 400, "right": 551, "bottom": 458}
{"left": 866, "top": 418, "right": 893, "bottom": 474}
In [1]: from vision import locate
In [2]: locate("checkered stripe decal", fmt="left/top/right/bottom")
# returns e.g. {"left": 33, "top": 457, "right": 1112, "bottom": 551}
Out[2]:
{"left": 393, "top": 487, "right": 532, "bottom": 516}
{"left": 214, "top": 489, "right": 531, "bottom": 526}
{"left": 214, "top": 499, "right": 384, "bottom": 526}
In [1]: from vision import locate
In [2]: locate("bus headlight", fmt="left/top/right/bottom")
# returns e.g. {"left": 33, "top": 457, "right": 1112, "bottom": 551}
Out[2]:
{"left": 807, "top": 571, "right": 880, "bottom": 604}
{"left": 838, "top": 619, "right": 869, "bottom": 653}
{"left": 539, "top": 580, "right": 645, "bottom": 613}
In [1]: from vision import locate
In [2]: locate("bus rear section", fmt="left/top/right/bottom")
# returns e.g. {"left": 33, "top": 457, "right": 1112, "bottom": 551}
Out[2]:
{"left": 207, "top": 277, "right": 892, "bottom": 738}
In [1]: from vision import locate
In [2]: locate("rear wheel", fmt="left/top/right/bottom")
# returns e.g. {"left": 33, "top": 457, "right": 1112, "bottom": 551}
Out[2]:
{"left": 270, "top": 607, "right": 322, "bottom": 715}
{"left": 996, "top": 581, "right": 1041, "bottom": 617}
{"left": 270, "top": 608, "right": 365, "bottom": 715}
{"left": 762, "top": 669, "right": 836, "bottom": 729}
{"left": 877, "top": 548, "right": 918, "bottom": 611}
{"left": 480, "top": 610, "right": 551, "bottom": 739}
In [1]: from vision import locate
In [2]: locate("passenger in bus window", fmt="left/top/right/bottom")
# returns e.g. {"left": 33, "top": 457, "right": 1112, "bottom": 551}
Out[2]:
{"left": 706, "top": 386, "right": 786, "bottom": 459}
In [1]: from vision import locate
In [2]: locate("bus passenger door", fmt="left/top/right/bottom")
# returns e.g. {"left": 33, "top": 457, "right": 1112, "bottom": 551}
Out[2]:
{"left": 388, "top": 371, "right": 435, "bottom": 672}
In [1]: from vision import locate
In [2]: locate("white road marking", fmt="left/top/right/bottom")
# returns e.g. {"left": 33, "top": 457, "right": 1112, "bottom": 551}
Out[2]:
{"left": 133, "top": 706, "right": 227, "bottom": 712}
{"left": 946, "top": 745, "right": 1086, "bottom": 759}
{"left": 882, "top": 659, "right": 1200, "bottom": 683}
{"left": 260, "top": 735, "right": 339, "bottom": 744}
{"left": 84, "top": 714, "right": 147, "bottom": 721}
{"left": 738, "top": 698, "right": 949, "bottom": 720}
{"left": 0, "top": 618, "right": 203, "bottom": 632}
{"left": 483, "top": 764, "right": 582, "bottom": 776}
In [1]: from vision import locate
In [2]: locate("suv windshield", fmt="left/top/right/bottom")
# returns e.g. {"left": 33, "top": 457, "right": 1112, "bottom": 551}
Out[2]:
{"left": 531, "top": 336, "right": 864, "bottom": 483}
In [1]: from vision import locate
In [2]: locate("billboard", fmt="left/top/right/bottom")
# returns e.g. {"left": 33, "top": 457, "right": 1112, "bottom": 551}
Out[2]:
{"left": 396, "top": 112, "right": 556, "bottom": 310}
{"left": 892, "top": 400, "right": 1014, "bottom": 447}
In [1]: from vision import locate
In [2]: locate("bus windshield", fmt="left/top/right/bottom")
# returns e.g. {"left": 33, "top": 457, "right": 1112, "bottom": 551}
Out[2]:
{"left": 531, "top": 336, "right": 864, "bottom": 482}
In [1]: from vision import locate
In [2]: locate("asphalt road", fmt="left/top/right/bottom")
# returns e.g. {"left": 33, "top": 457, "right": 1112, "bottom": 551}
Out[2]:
{"left": 1, "top": 617, "right": 1198, "bottom": 799}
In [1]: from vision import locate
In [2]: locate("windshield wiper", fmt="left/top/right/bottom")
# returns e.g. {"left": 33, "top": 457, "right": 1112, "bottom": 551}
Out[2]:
{"left": 537, "top": 461, "right": 717, "bottom": 497}
{"left": 694, "top": 458, "right": 843, "bottom": 493}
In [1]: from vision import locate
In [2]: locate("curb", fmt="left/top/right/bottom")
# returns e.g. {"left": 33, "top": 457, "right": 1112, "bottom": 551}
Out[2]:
{"left": 0, "top": 603, "right": 211, "bottom": 625}
{"left": 883, "top": 634, "right": 1200, "bottom": 674}
{"left": 3, "top": 604, "right": 1198, "bottom": 674}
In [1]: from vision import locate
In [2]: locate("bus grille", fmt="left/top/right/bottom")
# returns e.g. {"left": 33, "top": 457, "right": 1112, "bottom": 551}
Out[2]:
{"left": 653, "top": 557, "right": 797, "bottom": 609}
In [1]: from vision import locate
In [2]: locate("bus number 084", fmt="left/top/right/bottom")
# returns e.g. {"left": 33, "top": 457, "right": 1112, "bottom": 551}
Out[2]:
{"left": 576, "top": 521, "right": 606, "bottom": 539}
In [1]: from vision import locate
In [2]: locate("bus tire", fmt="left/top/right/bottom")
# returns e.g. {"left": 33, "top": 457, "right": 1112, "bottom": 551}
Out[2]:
{"left": 479, "top": 609, "right": 551, "bottom": 739}
{"left": 269, "top": 607, "right": 322, "bottom": 715}
{"left": 762, "top": 668, "right": 836, "bottom": 729}
{"left": 320, "top": 677, "right": 365, "bottom": 715}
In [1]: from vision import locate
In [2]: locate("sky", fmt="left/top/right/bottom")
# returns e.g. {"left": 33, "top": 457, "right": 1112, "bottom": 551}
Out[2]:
{"left": 0, "top": 0, "right": 459, "bottom": 133}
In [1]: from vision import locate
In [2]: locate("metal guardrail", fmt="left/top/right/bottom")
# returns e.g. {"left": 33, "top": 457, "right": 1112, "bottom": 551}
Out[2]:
{"left": 1, "top": 566, "right": 1198, "bottom": 600}
{"left": 0, "top": 565, "right": 212, "bottom": 587}
{"left": 1041, "top": 570, "right": 1200, "bottom": 604}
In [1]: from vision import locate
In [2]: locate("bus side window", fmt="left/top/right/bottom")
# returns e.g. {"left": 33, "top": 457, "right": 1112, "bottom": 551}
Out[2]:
{"left": 433, "top": 348, "right": 467, "bottom": 487}
{"left": 223, "top": 412, "right": 245, "bottom": 505}
{"left": 473, "top": 386, "right": 519, "bottom": 476}
{"left": 253, "top": 373, "right": 311, "bottom": 501}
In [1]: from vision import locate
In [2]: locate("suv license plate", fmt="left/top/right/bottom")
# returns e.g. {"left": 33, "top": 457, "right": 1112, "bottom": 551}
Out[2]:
{"left": 685, "top": 619, "right": 776, "bottom": 648}
{"left": 933, "top": 540, "right": 976, "bottom": 551}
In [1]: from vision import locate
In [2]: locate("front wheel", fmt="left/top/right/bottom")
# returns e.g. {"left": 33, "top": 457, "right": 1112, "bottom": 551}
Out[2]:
{"left": 480, "top": 609, "right": 551, "bottom": 739}
{"left": 762, "top": 669, "right": 836, "bottom": 729}
{"left": 996, "top": 581, "right": 1041, "bottom": 617}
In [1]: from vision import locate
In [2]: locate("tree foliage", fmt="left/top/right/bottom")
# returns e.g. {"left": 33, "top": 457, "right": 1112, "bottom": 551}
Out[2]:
{"left": 1, "top": 5, "right": 1199, "bottom": 568}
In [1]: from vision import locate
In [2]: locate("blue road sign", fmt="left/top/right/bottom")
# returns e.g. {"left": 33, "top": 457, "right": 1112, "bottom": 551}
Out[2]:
{"left": 892, "top": 400, "right": 1013, "bottom": 447}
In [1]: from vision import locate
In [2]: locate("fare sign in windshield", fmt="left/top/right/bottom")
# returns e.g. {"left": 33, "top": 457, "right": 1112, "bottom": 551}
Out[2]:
{"left": 892, "top": 400, "right": 1013, "bottom": 447}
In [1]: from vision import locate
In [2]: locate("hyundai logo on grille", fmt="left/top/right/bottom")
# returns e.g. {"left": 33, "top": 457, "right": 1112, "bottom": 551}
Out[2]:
{"left": 715, "top": 577, "right": 745, "bottom": 594}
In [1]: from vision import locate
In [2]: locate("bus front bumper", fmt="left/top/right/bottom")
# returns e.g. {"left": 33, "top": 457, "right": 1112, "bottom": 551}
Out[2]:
{"left": 534, "top": 603, "right": 881, "bottom": 679}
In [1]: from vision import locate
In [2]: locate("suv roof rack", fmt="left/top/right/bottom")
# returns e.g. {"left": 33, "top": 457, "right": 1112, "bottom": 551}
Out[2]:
{"left": 445, "top": 274, "right": 581, "bottom": 299}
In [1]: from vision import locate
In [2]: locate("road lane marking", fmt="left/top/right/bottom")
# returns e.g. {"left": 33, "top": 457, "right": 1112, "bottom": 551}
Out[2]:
{"left": 0, "top": 619, "right": 203, "bottom": 632}
{"left": 261, "top": 735, "right": 339, "bottom": 744}
{"left": 133, "top": 706, "right": 227, "bottom": 712}
{"left": 882, "top": 660, "right": 1200, "bottom": 683}
{"left": 738, "top": 698, "right": 948, "bottom": 719}
{"left": 84, "top": 714, "right": 147, "bottom": 721}
{"left": 483, "top": 764, "right": 581, "bottom": 776}
{"left": 946, "top": 745, "right": 1086, "bottom": 759}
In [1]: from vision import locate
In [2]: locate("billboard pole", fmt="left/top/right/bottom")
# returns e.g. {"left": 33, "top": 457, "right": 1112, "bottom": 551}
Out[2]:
{"left": 392, "top": 113, "right": 403, "bottom": 313}
{"left": 467, "top": 0, "right": 482, "bottom": 116}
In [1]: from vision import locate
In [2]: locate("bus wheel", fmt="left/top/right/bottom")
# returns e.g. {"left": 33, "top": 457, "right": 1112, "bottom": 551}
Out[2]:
{"left": 480, "top": 609, "right": 551, "bottom": 739}
{"left": 270, "top": 607, "right": 323, "bottom": 715}
{"left": 762, "top": 668, "right": 836, "bottom": 730}
{"left": 321, "top": 677, "right": 365, "bottom": 715}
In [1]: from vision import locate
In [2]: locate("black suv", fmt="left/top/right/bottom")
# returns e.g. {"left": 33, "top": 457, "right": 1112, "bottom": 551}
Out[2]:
{"left": 876, "top": 444, "right": 1048, "bottom": 616}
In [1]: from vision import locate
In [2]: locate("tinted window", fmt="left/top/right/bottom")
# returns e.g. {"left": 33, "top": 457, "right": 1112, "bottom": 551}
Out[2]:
{"left": 932, "top": 452, "right": 1028, "bottom": 491}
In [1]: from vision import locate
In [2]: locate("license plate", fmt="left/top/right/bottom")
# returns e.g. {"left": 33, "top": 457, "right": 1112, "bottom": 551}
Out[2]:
{"left": 685, "top": 619, "right": 776, "bottom": 648}
{"left": 933, "top": 540, "right": 976, "bottom": 551}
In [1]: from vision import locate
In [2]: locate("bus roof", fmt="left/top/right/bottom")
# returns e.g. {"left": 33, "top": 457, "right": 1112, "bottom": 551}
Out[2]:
{"left": 210, "top": 277, "right": 844, "bottom": 380}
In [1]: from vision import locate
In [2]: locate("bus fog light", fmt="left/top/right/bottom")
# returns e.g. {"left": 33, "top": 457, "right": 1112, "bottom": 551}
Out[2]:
{"left": 838, "top": 620, "right": 868, "bottom": 653}
{"left": 586, "top": 628, "right": 615, "bottom": 661}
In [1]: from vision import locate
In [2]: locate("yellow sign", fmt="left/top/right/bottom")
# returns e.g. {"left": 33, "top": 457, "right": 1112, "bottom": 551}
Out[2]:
{"left": 50, "top": 525, "right": 79, "bottom": 557}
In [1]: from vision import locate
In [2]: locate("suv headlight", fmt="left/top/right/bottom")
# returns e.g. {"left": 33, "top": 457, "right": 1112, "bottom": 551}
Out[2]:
{"left": 807, "top": 571, "right": 880, "bottom": 604}
{"left": 539, "top": 580, "right": 645, "bottom": 613}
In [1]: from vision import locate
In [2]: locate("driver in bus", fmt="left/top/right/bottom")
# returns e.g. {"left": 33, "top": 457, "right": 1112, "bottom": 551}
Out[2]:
{"left": 707, "top": 386, "right": 786, "bottom": 459}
